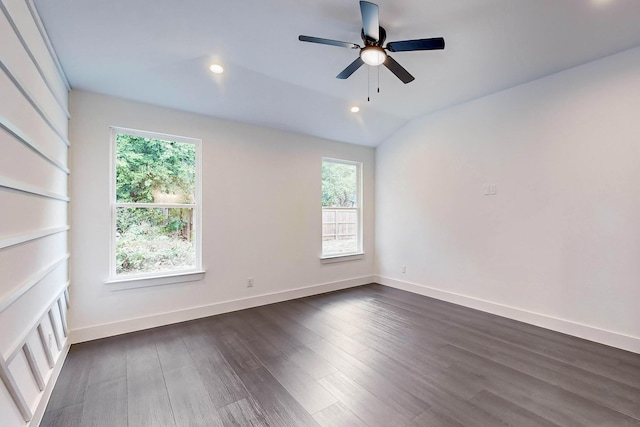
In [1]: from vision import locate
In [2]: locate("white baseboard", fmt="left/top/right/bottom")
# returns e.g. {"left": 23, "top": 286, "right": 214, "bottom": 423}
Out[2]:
{"left": 376, "top": 275, "right": 640, "bottom": 354}
{"left": 29, "top": 343, "right": 70, "bottom": 427}
{"left": 70, "top": 275, "right": 375, "bottom": 344}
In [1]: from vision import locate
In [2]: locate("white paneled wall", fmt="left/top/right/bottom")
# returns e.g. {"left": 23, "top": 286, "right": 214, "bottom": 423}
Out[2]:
{"left": 0, "top": 0, "right": 69, "bottom": 425}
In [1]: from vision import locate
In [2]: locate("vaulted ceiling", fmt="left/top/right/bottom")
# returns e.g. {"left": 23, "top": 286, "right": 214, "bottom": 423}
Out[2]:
{"left": 35, "top": 0, "right": 640, "bottom": 146}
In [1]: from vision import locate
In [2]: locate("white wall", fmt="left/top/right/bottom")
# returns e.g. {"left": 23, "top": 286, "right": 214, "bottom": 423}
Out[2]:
{"left": 0, "top": 0, "right": 70, "bottom": 425}
{"left": 376, "top": 47, "right": 640, "bottom": 353}
{"left": 68, "top": 90, "right": 375, "bottom": 342}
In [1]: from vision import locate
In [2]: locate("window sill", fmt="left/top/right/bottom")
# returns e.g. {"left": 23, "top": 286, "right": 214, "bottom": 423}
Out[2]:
{"left": 320, "top": 253, "right": 365, "bottom": 264}
{"left": 105, "top": 270, "right": 205, "bottom": 291}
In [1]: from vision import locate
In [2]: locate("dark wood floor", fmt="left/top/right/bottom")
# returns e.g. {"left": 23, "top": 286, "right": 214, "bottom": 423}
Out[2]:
{"left": 42, "top": 284, "right": 640, "bottom": 427}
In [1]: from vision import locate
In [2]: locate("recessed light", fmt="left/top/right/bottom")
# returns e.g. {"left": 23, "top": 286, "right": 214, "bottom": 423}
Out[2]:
{"left": 209, "top": 64, "right": 224, "bottom": 74}
{"left": 350, "top": 106, "right": 360, "bottom": 113}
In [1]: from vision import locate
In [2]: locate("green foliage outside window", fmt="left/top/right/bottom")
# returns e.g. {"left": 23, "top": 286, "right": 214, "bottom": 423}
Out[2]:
{"left": 115, "top": 134, "right": 197, "bottom": 275}
{"left": 322, "top": 161, "right": 357, "bottom": 207}
{"left": 116, "top": 134, "right": 195, "bottom": 203}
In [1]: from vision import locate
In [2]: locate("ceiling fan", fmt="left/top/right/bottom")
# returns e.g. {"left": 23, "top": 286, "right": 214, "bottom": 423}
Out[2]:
{"left": 299, "top": 1, "right": 445, "bottom": 84}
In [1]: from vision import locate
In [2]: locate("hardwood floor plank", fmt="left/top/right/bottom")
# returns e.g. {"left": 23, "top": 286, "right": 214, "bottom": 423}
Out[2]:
{"left": 256, "top": 304, "right": 324, "bottom": 346}
{"left": 440, "top": 325, "right": 640, "bottom": 418}
{"left": 261, "top": 355, "right": 338, "bottom": 414}
{"left": 307, "top": 339, "right": 429, "bottom": 418}
{"left": 318, "top": 371, "right": 411, "bottom": 427}
{"left": 223, "top": 311, "right": 294, "bottom": 360}
{"left": 439, "top": 344, "right": 640, "bottom": 426}
{"left": 218, "top": 397, "right": 269, "bottom": 426}
{"left": 287, "top": 298, "right": 366, "bottom": 337}
{"left": 85, "top": 337, "right": 127, "bottom": 386}
{"left": 236, "top": 309, "right": 308, "bottom": 357}
{"left": 470, "top": 390, "right": 562, "bottom": 427}
{"left": 126, "top": 330, "right": 175, "bottom": 426}
{"left": 410, "top": 408, "right": 465, "bottom": 427}
{"left": 181, "top": 323, "right": 250, "bottom": 409}
{"left": 80, "top": 377, "right": 127, "bottom": 427}
{"left": 154, "top": 325, "right": 194, "bottom": 373}
{"left": 288, "top": 347, "right": 338, "bottom": 380}
{"left": 203, "top": 318, "right": 264, "bottom": 373}
{"left": 162, "top": 364, "right": 224, "bottom": 427}
{"left": 40, "top": 402, "right": 83, "bottom": 427}
{"left": 126, "top": 330, "right": 163, "bottom": 379}
{"left": 128, "top": 372, "right": 176, "bottom": 427}
{"left": 313, "top": 402, "right": 369, "bottom": 427}
{"left": 239, "top": 366, "right": 320, "bottom": 426}
{"left": 355, "top": 347, "right": 484, "bottom": 401}
{"left": 44, "top": 343, "right": 94, "bottom": 411}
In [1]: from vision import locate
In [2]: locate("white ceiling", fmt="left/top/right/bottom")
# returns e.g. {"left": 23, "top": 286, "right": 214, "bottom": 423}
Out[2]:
{"left": 34, "top": 0, "right": 640, "bottom": 147}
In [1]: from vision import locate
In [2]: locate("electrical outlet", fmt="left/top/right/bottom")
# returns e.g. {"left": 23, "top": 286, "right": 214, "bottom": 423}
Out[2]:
{"left": 484, "top": 184, "right": 498, "bottom": 196}
{"left": 247, "top": 277, "right": 254, "bottom": 288}
{"left": 48, "top": 333, "right": 53, "bottom": 348}
{"left": 401, "top": 265, "right": 406, "bottom": 274}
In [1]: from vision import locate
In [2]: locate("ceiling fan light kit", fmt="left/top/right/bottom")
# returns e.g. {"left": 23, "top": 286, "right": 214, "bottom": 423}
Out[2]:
{"left": 299, "top": 1, "right": 445, "bottom": 85}
{"left": 361, "top": 46, "right": 386, "bottom": 66}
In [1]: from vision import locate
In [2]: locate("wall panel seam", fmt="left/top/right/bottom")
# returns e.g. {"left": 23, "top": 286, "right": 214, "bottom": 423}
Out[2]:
{"left": 0, "top": 116, "right": 69, "bottom": 174}
{"left": 0, "top": 0, "right": 70, "bottom": 118}
{"left": 0, "top": 60, "right": 70, "bottom": 147}
{"left": 0, "top": 254, "right": 69, "bottom": 313}
{"left": 0, "top": 226, "right": 69, "bottom": 250}
{"left": 23, "top": 0, "right": 70, "bottom": 91}
{"left": 0, "top": 176, "right": 70, "bottom": 201}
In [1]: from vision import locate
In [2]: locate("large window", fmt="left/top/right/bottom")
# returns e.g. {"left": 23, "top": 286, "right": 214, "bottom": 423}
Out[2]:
{"left": 110, "top": 128, "right": 201, "bottom": 280}
{"left": 322, "top": 158, "right": 362, "bottom": 257}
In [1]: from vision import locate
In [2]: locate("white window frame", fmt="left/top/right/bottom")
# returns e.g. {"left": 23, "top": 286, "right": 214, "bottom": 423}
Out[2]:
{"left": 321, "top": 157, "right": 364, "bottom": 261}
{"left": 106, "top": 127, "right": 204, "bottom": 288}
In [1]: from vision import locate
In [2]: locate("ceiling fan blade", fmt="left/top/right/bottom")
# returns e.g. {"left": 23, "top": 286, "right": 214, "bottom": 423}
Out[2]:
{"left": 337, "top": 57, "right": 365, "bottom": 79}
{"left": 360, "top": 1, "right": 379, "bottom": 41}
{"left": 386, "top": 37, "right": 445, "bottom": 52}
{"left": 383, "top": 56, "right": 414, "bottom": 84}
{"left": 299, "top": 35, "right": 359, "bottom": 49}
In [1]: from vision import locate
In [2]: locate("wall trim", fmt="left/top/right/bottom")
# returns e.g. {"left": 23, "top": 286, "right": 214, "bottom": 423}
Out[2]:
{"left": 24, "top": 0, "right": 71, "bottom": 91}
{"left": 70, "top": 275, "right": 375, "bottom": 344}
{"left": 0, "top": 354, "right": 32, "bottom": 421}
{"left": 0, "top": 225, "right": 69, "bottom": 250}
{"left": 0, "top": 176, "right": 70, "bottom": 202}
{"left": 0, "top": 254, "right": 69, "bottom": 314}
{"left": 375, "top": 275, "right": 640, "bottom": 354}
{"left": 0, "top": 114, "right": 70, "bottom": 174}
{"left": 4, "top": 282, "right": 69, "bottom": 362}
{"left": 28, "top": 343, "right": 70, "bottom": 427}
{"left": 0, "top": 59, "right": 70, "bottom": 147}
{"left": 0, "top": 0, "right": 70, "bottom": 118}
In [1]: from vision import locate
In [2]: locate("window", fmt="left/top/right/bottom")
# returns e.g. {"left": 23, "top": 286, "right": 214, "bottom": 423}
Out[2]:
{"left": 110, "top": 128, "right": 202, "bottom": 281}
{"left": 322, "top": 158, "right": 362, "bottom": 258}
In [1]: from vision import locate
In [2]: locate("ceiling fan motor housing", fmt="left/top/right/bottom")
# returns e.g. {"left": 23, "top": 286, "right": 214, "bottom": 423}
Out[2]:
{"left": 362, "top": 26, "right": 386, "bottom": 46}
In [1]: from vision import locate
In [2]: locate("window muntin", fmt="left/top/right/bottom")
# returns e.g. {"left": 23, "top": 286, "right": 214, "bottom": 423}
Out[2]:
{"left": 110, "top": 128, "right": 202, "bottom": 279}
{"left": 322, "top": 158, "right": 362, "bottom": 257}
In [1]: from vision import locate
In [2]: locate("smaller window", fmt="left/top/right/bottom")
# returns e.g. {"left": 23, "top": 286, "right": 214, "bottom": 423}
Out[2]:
{"left": 110, "top": 128, "right": 202, "bottom": 280}
{"left": 322, "top": 158, "right": 362, "bottom": 257}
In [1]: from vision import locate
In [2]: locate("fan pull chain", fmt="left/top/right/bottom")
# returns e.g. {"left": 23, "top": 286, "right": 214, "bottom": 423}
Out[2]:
{"left": 377, "top": 65, "right": 380, "bottom": 93}
{"left": 367, "top": 65, "right": 370, "bottom": 102}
